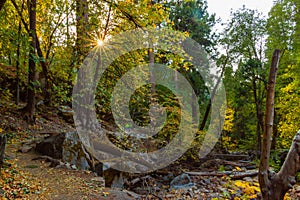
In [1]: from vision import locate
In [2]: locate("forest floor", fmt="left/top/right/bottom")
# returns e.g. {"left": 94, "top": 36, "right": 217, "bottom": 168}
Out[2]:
{"left": 1, "top": 102, "right": 300, "bottom": 200}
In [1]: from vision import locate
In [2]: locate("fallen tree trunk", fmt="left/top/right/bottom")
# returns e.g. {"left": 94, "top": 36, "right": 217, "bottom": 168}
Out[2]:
{"left": 186, "top": 170, "right": 258, "bottom": 180}
{"left": 267, "top": 130, "right": 300, "bottom": 199}
{"left": 210, "top": 154, "right": 249, "bottom": 161}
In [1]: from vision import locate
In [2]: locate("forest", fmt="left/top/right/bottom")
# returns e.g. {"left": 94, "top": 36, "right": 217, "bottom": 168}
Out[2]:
{"left": 0, "top": 0, "right": 300, "bottom": 199}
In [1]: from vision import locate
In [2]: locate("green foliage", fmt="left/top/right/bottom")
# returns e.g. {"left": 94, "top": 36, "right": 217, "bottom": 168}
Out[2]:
{"left": 167, "top": 0, "right": 217, "bottom": 52}
{"left": 220, "top": 7, "right": 268, "bottom": 151}
{"left": 266, "top": 0, "right": 300, "bottom": 148}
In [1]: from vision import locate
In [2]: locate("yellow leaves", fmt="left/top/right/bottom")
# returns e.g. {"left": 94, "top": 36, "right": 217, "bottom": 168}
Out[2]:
{"left": 223, "top": 107, "right": 234, "bottom": 132}
{"left": 102, "top": 191, "right": 110, "bottom": 196}
{"left": 235, "top": 166, "right": 241, "bottom": 171}
{"left": 244, "top": 186, "right": 260, "bottom": 194}
{"left": 233, "top": 180, "right": 260, "bottom": 198}
{"left": 276, "top": 62, "right": 300, "bottom": 148}
{"left": 234, "top": 180, "right": 246, "bottom": 188}
{"left": 116, "top": 0, "right": 168, "bottom": 28}
{"left": 284, "top": 193, "right": 292, "bottom": 200}
{"left": 0, "top": 127, "right": 3, "bottom": 133}
{"left": 183, "top": 31, "right": 190, "bottom": 37}
{"left": 221, "top": 136, "right": 237, "bottom": 151}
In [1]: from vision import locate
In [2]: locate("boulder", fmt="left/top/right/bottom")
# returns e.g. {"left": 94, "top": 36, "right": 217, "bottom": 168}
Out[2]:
{"left": 62, "top": 131, "right": 93, "bottom": 170}
{"left": 35, "top": 131, "right": 102, "bottom": 172}
{"left": 35, "top": 133, "right": 65, "bottom": 159}
{"left": 170, "top": 173, "right": 195, "bottom": 190}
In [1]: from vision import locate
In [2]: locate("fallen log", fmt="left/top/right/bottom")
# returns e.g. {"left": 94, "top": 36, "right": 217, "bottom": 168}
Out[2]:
{"left": 210, "top": 154, "right": 249, "bottom": 161}
{"left": 186, "top": 170, "right": 258, "bottom": 180}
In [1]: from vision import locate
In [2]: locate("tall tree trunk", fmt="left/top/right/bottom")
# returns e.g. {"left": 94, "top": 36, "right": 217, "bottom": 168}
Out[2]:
{"left": 23, "top": 0, "right": 37, "bottom": 122}
{"left": 252, "top": 78, "right": 264, "bottom": 152}
{"left": 257, "top": 49, "right": 300, "bottom": 200}
{"left": 75, "top": 0, "right": 89, "bottom": 64}
{"left": 15, "top": 1, "right": 24, "bottom": 105}
{"left": 16, "top": 21, "right": 21, "bottom": 105}
{"left": 191, "top": 92, "right": 197, "bottom": 124}
{"left": 149, "top": 44, "right": 155, "bottom": 96}
{"left": 199, "top": 66, "right": 225, "bottom": 130}
{"left": 259, "top": 49, "right": 280, "bottom": 199}
{"left": 11, "top": 0, "right": 51, "bottom": 105}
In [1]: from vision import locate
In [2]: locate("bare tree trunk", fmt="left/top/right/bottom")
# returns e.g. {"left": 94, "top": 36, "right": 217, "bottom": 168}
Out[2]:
{"left": 259, "top": 49, "right": 280, "bottom": 199}
{"left": 16, "top": 20, "right": 22, "bottom": 105}
{"left": 258, "top": 49, "right": 300, "bottom": 200}
{"left": 199, "top": 65, "right": 225, "bottom": 130}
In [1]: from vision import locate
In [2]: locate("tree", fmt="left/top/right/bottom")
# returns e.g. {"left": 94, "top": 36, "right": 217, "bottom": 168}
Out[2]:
{"left": 168, "top": 0, "right": 217, "bottom": 53}
{"left": 266, "top": 0, "right": 300, "bottom": 149}
{"left": 167, "top": 0, "right": 218, "bottom": 129}
{"left": 23, "top": 0, "right": 37, "bottom": 122}
{"left": 221, "top": 7, "right": 267, "bottom": 151}
{"left": 259, "top": 49, "right": 300, "bottom": 200}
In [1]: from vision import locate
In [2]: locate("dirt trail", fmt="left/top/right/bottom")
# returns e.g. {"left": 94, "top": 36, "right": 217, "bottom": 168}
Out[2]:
{"left": 5, "top": 144, "right": 135, "bottom": 200}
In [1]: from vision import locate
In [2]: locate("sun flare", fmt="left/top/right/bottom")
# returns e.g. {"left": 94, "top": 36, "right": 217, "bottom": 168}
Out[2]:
{"left": 97, "top": 39, "right": 104, "bottom": 47}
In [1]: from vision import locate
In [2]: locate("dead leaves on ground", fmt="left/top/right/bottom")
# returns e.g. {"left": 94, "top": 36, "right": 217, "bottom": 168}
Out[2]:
{"left": 0, "top": 159, "right": 45, "bottom": 199}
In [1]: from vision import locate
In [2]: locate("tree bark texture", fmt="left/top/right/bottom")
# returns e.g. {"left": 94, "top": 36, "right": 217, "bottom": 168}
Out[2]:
{"left": 259, "top": 49, "right": 280, "bottom": 199}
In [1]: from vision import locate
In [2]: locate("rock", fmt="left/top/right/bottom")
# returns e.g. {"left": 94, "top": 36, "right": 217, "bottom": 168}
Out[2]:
{"left": 35, "top": 133, "right": 65, "bottom": 159}
{"left": 18, "top": 145, "right": 33, "bottom": 153}
{"left": 243, "top": 177, "right": 253, "bottom": 182}
{"left": 94, "top": 162, "right": 103, "bottom": 176}
{"left": 203, "top": 178, "right": 211, "bottom": 184}
{"left": 170, "top": 173, "right": 195, "bottom": 190}
{"left": 106, "top": 189, "right": 136, "bottom": 200}
{"left": 35, "top": 131, "right": 102, "bottom": 172}
{"left": 104, "top": 167, "right": 128, "bottom": 188}
{"left": 62, "top": 131, "right": 92, "bottom": 170}
{"left": 163, "top": 172, "right": 174, "bottom": 181}
{"left": 295, "top": 185, "right": 300, "bottom": 192}
{"left": 71, "top": 164, "right": 77, "bottom": 170}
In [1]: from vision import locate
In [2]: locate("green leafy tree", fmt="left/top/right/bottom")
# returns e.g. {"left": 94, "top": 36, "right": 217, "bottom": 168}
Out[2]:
{"left": 266, "top": 0, "right": 300, "bottom": 149}
{"left": 221, "top": 7, "right": 268, "bottom": 151}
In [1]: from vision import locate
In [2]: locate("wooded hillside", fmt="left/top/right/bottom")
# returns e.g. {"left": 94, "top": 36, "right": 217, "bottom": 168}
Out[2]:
{"left": 0, "top": 0, "right": 299, "bottom": 199}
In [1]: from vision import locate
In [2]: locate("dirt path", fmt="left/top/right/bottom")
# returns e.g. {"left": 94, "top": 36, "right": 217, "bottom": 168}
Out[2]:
{"left": 4, "top": 144, "right": 136, "bottom": 200}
